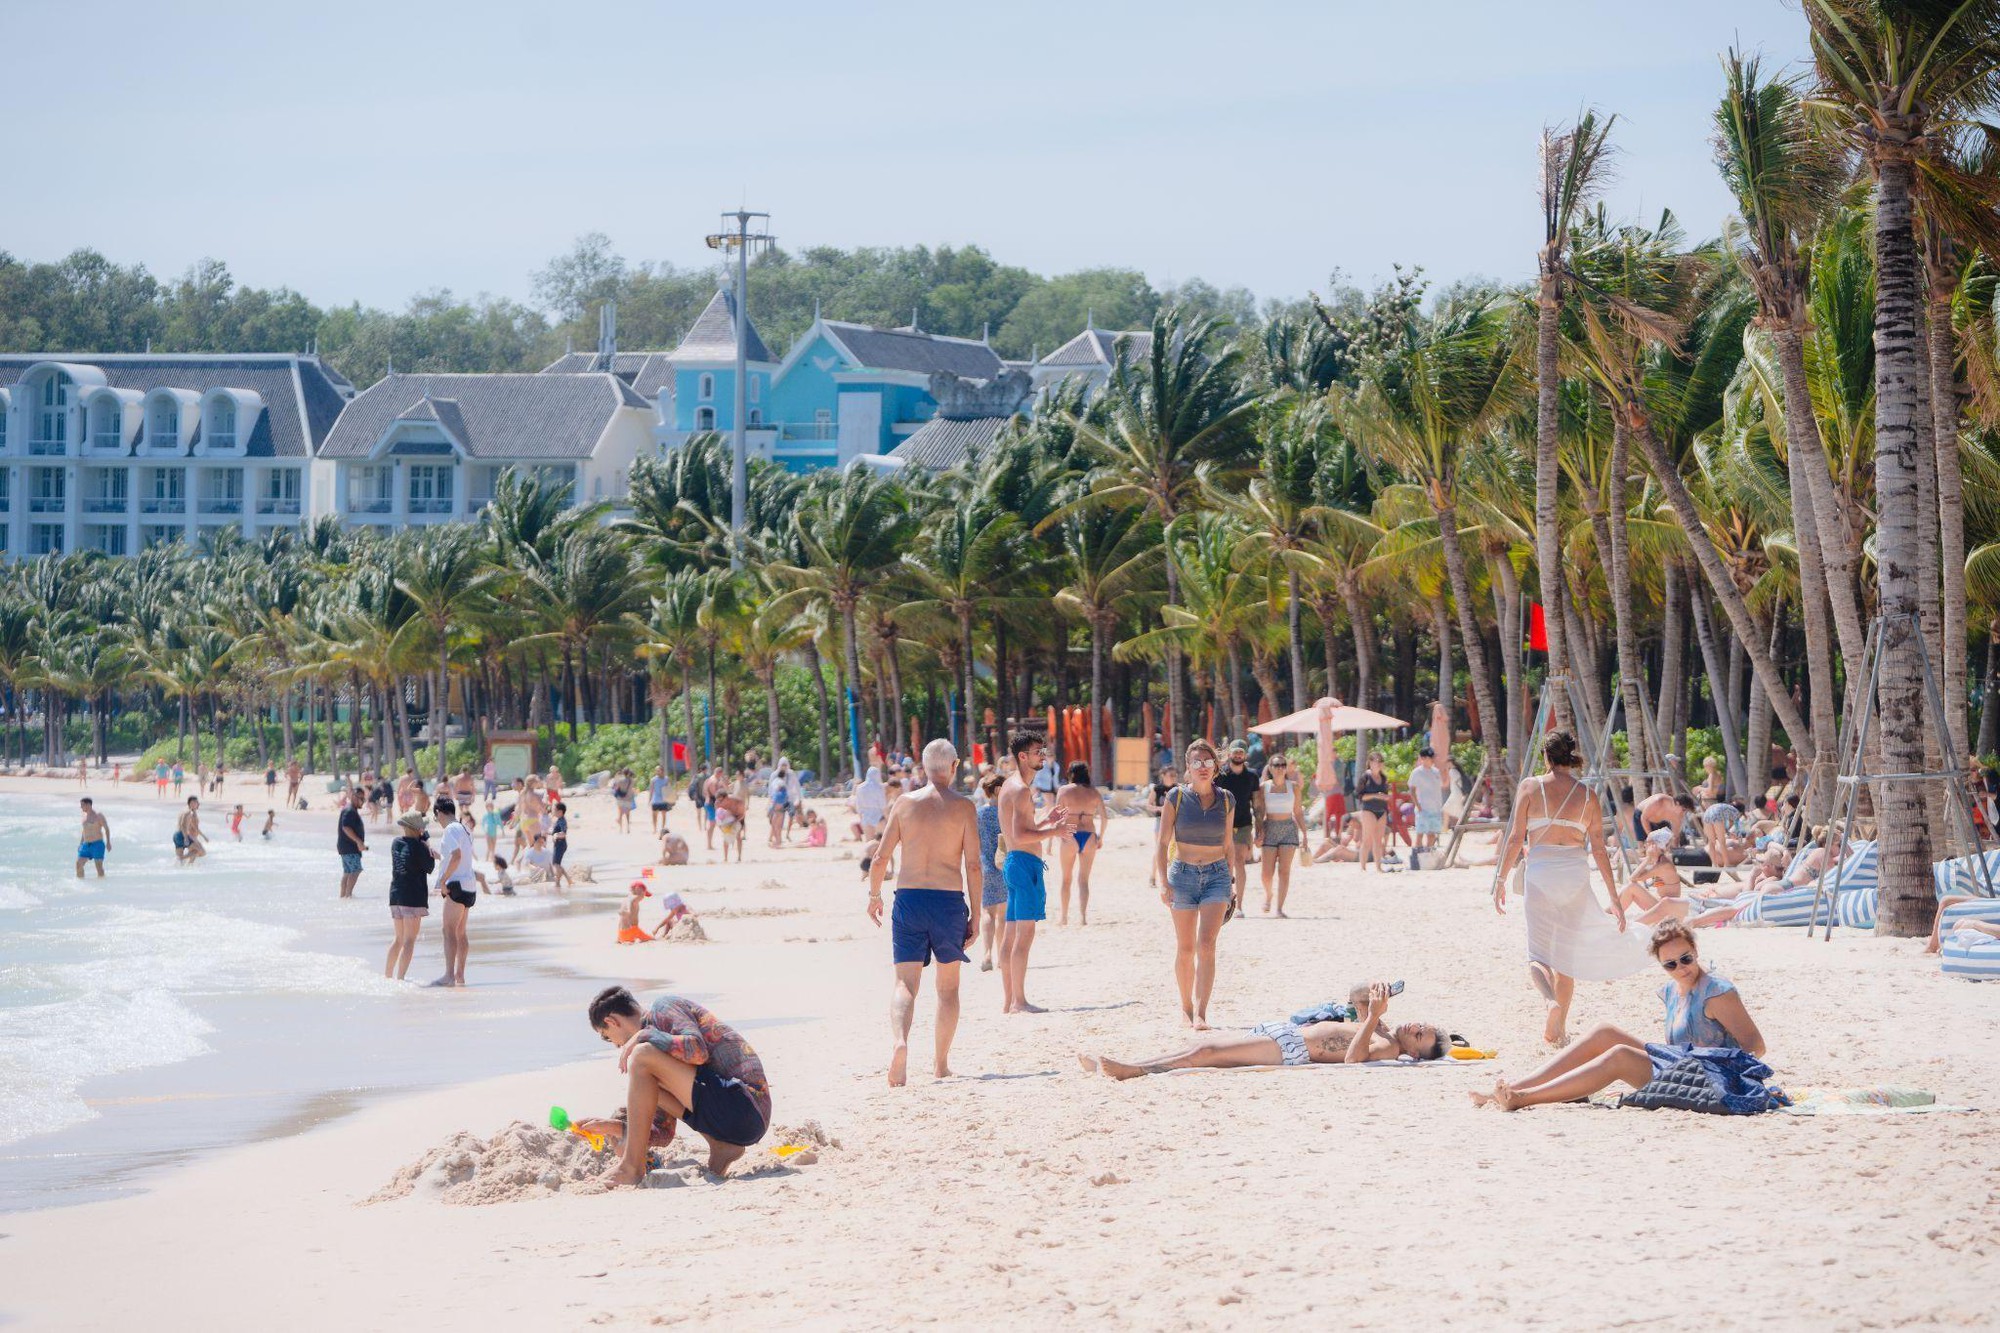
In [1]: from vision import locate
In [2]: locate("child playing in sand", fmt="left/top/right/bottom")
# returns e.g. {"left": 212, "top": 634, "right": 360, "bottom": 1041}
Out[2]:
{"left": 659, "top": 829, "right": 690, "bottom": 865}
{"left": 588, "top": 986, "right": 771, "bottom": 1182}
{"left": 229, "top": 804, "right": 246, "bottom": 841}
{"left": 481, "top": 802, "right": 502, "bottom": 860}
{"left": 473, "top": 855, "right": 516, "bottom": 897}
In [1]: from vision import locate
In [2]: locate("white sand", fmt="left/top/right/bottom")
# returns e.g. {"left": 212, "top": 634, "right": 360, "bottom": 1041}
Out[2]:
{"left": 1, "top": 767, "right": 1996, "bottom": 1329}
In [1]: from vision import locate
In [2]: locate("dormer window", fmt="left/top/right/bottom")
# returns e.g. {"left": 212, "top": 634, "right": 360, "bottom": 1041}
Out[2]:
{"left": 32, "top": 372, "right": 69, "bottom": 454}
{"left": 699, "top": 374, "right": 715, "bottom": 401}
{"left": 91, "top": 398, "right": 123, "bottom": 450}
{"left": 695, "top": 407, "right": 715, "bottom": 431}
{"left": 208, "top": 398, "right": 237, "bottom": 451}
{"left": 150, "top": 399, "right": 179, "bottom": 449}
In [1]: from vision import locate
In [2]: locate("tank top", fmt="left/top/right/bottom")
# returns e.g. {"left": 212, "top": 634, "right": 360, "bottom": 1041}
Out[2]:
{"left": 1660, "top": 971, "right": 1739, "bottom": 1048}
{"left": 1263, "top": 780, "right": 1296, "bottom": 818}
{"left": 1168, "top": 785, "right": 1232, "bottom": 847}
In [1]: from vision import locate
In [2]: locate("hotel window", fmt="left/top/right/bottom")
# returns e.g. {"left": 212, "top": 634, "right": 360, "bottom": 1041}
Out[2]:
{"left": 208, "top": 397, "right": 237, "bottom": 450}
{"left": 0, "top": 401, "right": 8, "bottom": 449}
{"left": 348, "top": 465, "right": 392, "bottom": 512}
{"left": 407, "top": 463, "right": 454, "bottom": 513}
{"left": 34, "top": 372, "right": 69, "bottom": 450}
{"left": 261, "top": 468, "right": 301, "bottom": 511}
{"left": 699, "top": 374, "right": 714, "bottom": 401}
{"left": 695, "top": 407, "right": 715, "bottom": 431}
{"left": 748, "top": 409, "right": 762, "bottom": 427}
{"left": 92, "top": 399, "right": 123, "bottom": 450}
{"left": 150, "top": 399, "right": 178, "bottom": 448}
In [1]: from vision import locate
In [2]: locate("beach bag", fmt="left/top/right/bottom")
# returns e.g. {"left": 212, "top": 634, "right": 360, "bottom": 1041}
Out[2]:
{"left": 1620, "top": 1047, "right": 1789, "bottom": 1116}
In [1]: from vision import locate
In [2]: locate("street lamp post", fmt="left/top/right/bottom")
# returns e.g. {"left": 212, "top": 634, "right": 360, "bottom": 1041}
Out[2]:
{"left": 704, "top": 209, "right": 773, "bottom": 570}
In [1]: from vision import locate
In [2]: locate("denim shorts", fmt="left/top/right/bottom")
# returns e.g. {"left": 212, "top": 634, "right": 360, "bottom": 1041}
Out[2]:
{"left": 340, "top": 853, "right": 363, "bottom": 875}
{"left": 1166, "top": 858, "right": 1232, "bottom": 910}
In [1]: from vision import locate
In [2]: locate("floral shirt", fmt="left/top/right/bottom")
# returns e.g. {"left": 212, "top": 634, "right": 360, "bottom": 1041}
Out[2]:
{"left": 641, "top": 997, "right": 771, "bottom": 1121}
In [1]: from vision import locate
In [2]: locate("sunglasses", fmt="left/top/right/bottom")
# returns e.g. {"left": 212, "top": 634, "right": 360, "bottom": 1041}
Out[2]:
{"left": 1187, "top": 757, "right": 1217, "bottom": 769}
{"left": 1660, "top": 951, "right": 1697, "bottom": 972}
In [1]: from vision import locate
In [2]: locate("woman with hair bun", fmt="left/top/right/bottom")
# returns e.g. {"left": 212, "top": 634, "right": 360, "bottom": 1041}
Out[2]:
{"left": 1493, "top": 730, "right": 1648, "bottom": 1045}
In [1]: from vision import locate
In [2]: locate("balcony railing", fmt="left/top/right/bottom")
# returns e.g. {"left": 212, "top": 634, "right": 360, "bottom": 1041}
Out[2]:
{"left": 347, "top": 497, "right": 392, "bottom": 515}
{"left": 198, "top": 498, "right": 244, "bottom": 516}
{"left": 407, "top": 498, "right": 453, "bottom": 515}
{"left": 779, "top": 422, "right": 838, "bottom": 441}
{"left": 255, "top": 497, "right": 302, "bottom": 516}
{"left": 26, "top": 437, "right": 66, "bottom": 456}
{"left": 140, "top": 496, "right": 186, "bottom": 515}
{"left": 28, "top": 496, "right": 67, "bottom": 513}
{"left": 84, "top": 496, "right": 129, "bottom": 514}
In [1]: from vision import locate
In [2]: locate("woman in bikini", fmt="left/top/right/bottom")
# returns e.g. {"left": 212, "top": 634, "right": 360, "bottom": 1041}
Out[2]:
{"left": 1355, "top": 752, "right": 1391, "bottom": 872}
{"left": 1080, "top": 982, "right": 1458, "bottom": 1078}
{"left": 1254, "top": 754, "right": 1308, "bottom": 915}
{"left": 1055, "top": 761, "right": 1105, "bottom": 927}
{"left": 1493, "top": 730, "right": 1648, "bottom": 1045}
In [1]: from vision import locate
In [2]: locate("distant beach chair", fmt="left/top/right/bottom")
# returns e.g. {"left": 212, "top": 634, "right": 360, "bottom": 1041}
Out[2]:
{"left": 1940, "top": 930, "right": 2000, "bottom": 981}
{"left": 1931, "top": 848, "right": 2000, "bottom": 900}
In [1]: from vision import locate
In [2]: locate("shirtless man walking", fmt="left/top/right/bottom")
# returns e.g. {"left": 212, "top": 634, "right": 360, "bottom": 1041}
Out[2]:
{"left": 996, "top": 729, "right": 1072, "bottom": 1015}
{"left": 76, "top": 798, "right": 112, "bottom": 878}
{"left": 174, "top": 796, "right": 207, "bottom": 865}
{"left": 867, "top": 739, "right": 983, "bottom": 1085}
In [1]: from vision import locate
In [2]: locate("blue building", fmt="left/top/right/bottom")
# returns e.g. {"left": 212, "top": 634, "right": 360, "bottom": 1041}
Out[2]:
{"left": 657, "top": 289, "right": 1010, "bottom": 473}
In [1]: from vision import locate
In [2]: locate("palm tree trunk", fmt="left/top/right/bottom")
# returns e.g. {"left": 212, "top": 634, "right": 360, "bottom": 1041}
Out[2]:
{"left": 1784, "top": 416, "right": 1840, "bottom": 821}
{"left": 706, "top": 640, "right": 720, "bottom": 767}
{"left": 1624, "top": 407, "right": 1813, "bottom": 753}
{"left": 1316, "top": 596, "right": 1343, "bottom": 700}
{"left": 1689, "top": 589, "right": 1749, "bottom": 798}
{"left": 279, "top": 684, "right": 295, "bottom": 765}
{"left": 1434, "top": 496, "right": 1511, "bottom": 813}
{"left": 763, "top": 668, "right": 783, "bottom": 771}
{"left": 1927, "top": 268, "right": 1969, "bottom": 758}
{"left": 1600, "top": 416, "right": 1652, "bottom": 786}
{"left": 1657, "top": 563, "right": 1686, "bottom": 778}
{"left": 1533, "top": 276, "right": 1573, "bottom": 729}
{"left": 885, "top": 637, "right": 906, "bottom": 757}
{"left": 958, "top": 610, "right": 976, "bottom": 787}
{"left": 1491, "top": 553, "right": 1526, "bottom": 767}
{"left": 1160, "top": 517, "right": 1186, "bottom": 751}
{"left": 437, "top": 630, "right": 451, "bottom": 785}
{"left": 802, "top": 638, "right": 832, "bottom": 782}
{"left": 682, "top": 664, "right": 699, "bottom": 778}
{"left": 1431, "top": 594, "right": 1452, "bottom": 719}
{"left": 1339, "top": 576, "right": 1375, "bottom": 773}
{"left": 395, "top": 681, "right": 416, "bottom": 771}
{"left": 1090, "top": 614, "right": 1109, "bottom": 782}
{"left": 1285, "top": 564, "right": 1307, "bottom": 710}
{"left": 1868, "top": 149, "right": 1939, "bottom": 935}
{"left": 840, "top": 601, "right": 864, "bottom": 780}
{"left": 1978, "top": 619, "right": 2000, "bottom": 760}
{"left": 1745, "top": 606, "right": 1780, "bottom": 801}
{"left": 1772, "top": 327, "right": 1867, "bottom": 668}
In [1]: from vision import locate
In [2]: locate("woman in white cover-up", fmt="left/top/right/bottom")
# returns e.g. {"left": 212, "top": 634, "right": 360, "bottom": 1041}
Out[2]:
{"left": 1493, "top": 729, "right": 1648, "bottom": 1045}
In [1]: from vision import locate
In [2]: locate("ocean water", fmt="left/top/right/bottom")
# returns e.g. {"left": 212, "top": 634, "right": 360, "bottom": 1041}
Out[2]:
{"left": 0, "top": 790, "right": 651, "bottom": 1212}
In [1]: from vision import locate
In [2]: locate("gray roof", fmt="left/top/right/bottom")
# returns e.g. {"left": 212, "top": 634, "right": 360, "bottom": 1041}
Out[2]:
{"left": 0, "top": 353, "right": 353, "bottom": 458}
{"left": 670, "top": 290, "right": 772, "bottom": 364}
{"left": 538, "top": 350, "right": 675, "bottom": 399}
{"left": 889, "top": 415, "right": 1013, "bottom": 470}
{"left": 824, "top": 322, "right": 1004, "bottom": 378}
{"left": 318, "top": 373, "right": 640, "bottom": 460}
{"left": 1040, "top": 327, "right": 1153, "bottom": 368}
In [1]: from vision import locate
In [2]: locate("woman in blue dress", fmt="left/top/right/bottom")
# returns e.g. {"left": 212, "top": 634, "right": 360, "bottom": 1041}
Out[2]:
{"left": 1471, "top": 919, "right": 1769, "bottom": 1112}
{"left": 975, "top": 770, "right": 1008, "bottom": 972}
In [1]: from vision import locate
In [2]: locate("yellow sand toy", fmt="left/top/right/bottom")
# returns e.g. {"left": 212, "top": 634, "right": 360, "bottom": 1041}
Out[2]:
{"left": 548, "top": 1105, "right": 607, "bottom": 1151}
{"left": 1448, "top": 1046, "right": 1499, "bottom": 1060}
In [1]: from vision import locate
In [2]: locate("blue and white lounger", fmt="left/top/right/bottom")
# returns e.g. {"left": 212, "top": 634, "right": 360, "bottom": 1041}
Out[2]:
{"left": 1940, "top": 930, "right": 2000, "bottom": 981}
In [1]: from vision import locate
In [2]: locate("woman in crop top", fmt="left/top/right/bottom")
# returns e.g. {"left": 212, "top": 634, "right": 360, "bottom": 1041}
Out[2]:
{"left": 1493, "top": 730, "right": 1648, "bottom": 1045}
{"left": 1354, "top": 753, "right": 1392, "bottom": 873}
{"left": 1153, "top": 738, "right": 1241, "bottom": 1030}
{"left": 1254, "top": 754, "right": 1308, "bottom": 917}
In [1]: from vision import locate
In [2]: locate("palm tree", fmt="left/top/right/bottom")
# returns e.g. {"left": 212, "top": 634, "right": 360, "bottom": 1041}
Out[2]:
{"left": 730, "top": 593, "right": 815, "bottom": 769}
{"left": 395, "top": 525, "right": 502, "bottom": 782}
{"left": 1075, "top": 306, "right": 1259, "bottom": 751}
{"left": 522, "top": 528, "right": 646, "bottom": 743}
{"left": 0, "top": 598, "right": 39, "bottom": 766}
{"left": 1535, "top": 108, "right": 1616, "bottom": 724}
{"left": 633, "top": 569, "right": 710, "bottom": 775}
{"left": 1805, "top": 0, "right": 2000, "bottom": 934}
{"left": 1351, "top": 291, "right": 1524, "bottom": 810}
{"left": 1051, "top": 496, "right": 1159, "bottom": 779}
{"left": 786, "top": 467, "right": 918, "bottom": 779}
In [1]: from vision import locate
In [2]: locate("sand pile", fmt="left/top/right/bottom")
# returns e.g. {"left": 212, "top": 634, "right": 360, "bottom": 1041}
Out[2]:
{"left": 368, "top": 1121, "right": 615, "bottom": 1206}
{"left": 662, "top": 916, "right": 707, "bottom": 942}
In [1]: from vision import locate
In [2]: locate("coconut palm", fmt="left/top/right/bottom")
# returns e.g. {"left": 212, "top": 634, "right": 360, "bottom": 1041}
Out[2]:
{"left": 1052, "top": 495, "right": 1160, "bottom": 778}
{"left": 1535, "top": 108, "right": 1617, "bottom": 722}
{"left": 520, "top": 527, "right": 646, "bottom": 743}
{"left": 394, "top": 525, "right": 502, "bottom": 782}
{"left": 1075, "top": 306, "right": 1260, "bottom": 751}
{"left": 1804, "top": 0, "right": 2000, "bottom": 933}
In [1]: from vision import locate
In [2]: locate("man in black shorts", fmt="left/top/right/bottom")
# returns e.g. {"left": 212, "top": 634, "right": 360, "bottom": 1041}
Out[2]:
{"left": 1214, "top": 741, "right": 1262, "bottom": 912}
{"left": 431, "top": 796, "right": 476, "bottom": 986}
{"left": 337, "top": 788, "right": 367, "bottom": 898}
{"left": 589, "top": 986, "right": 772, "bottom": 1184}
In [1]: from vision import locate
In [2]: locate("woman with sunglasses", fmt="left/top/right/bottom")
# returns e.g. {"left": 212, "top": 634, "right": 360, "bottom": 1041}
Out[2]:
{"left": 1471, "top": 920, "right": 1768, "bottom": 1111}
{"left": 1154, "top": 738, "right": 1240, "bottom": 1029}
{"left": 1255, "top": 753, "right": 1308, "bottom": 916}
{"left": 1493, "top": 730, "right": 1648, "bottom": 1045}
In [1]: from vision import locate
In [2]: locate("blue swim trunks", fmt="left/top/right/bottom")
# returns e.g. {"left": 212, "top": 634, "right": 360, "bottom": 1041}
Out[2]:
{"left": 77, "top": 840, "right": 105, "bottom": 862}
{"left": 891, "top": 888, "right": 970, "bottom": 966}
{"left": 1004, "top": 851, "right": 1046, "bottom": 923}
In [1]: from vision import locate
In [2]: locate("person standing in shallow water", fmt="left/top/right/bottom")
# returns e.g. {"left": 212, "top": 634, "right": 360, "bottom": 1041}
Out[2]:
{"left": 867, "top": 740, "right": 982, "bottom": 1086}
{"left": 76, "top": 798, "right": 111, "bottom": 879}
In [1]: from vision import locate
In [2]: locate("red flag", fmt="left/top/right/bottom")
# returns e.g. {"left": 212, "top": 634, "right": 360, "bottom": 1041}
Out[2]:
{"left": 1528, "top": 602, "right": 1549, "bottom": 652}
{"left": 671, "top": 741, "right": 687, "bottom": 763}
{"left": 972, "top": 743, "right": 987, "bottom": 766}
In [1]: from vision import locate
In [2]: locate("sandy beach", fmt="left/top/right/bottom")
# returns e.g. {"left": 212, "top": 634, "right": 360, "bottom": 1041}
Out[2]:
{"left": 1, "top": 767, "right": 1996, "bottom": 1330}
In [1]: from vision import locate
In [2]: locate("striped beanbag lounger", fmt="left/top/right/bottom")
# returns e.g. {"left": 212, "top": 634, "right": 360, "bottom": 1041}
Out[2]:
{"left": 1940, "top": 898, "right": 2000, "bottom": 931}
{"left": 1941, "top": 929, "right": 2000, "bottom": 981}
{"left": 1833, "top": 885, "right": 1878, "bottom": 930}
{"left": 1932, "top": 848, "right": 2000, "bottom": 900}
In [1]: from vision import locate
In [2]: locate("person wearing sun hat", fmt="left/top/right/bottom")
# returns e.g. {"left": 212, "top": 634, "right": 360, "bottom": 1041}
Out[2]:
{"left": 384, "top": 810, "right": 435, "bottom": 981}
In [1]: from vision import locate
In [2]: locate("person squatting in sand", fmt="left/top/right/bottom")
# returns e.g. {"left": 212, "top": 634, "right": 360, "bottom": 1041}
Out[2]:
{"left": 996, "top": 729, "right": 1073, "bottom": 1015}
{"left": 1080, "top": 982, "right": 1459, "bottom": 1079}
{"left": 589, "top": 987, "right": 771, "bottom": 1183}
{"left": 868, "top": 739, "right": 983, "bottom": 1085}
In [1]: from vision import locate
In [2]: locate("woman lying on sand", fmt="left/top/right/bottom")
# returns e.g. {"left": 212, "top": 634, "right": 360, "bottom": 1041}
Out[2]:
{"left": 1470, "top": 919, "right": 1767, "bottom": 1112}
{"left": 1079, "top": 983, "right": 1459, "bottom": 1079}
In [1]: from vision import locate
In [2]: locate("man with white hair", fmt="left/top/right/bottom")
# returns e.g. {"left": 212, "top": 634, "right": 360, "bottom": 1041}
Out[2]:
{"left": 866, "top": 738, "right": 983, "bottom": 1086}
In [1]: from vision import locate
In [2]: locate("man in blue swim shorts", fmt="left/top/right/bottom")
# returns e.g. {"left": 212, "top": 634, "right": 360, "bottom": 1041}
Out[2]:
{"left": 75, "top": 798, "right": 112, "bottom": 879}
{"left": 996, "top": 729, "right": 1073, "bottom": 1015}
{"left": 867, "top": 740, "right": 983, "bottom": 1086}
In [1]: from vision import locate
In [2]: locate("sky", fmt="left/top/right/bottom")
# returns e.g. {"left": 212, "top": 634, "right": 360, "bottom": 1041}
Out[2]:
{"left": 3, "top": 0, "right": 1814, "bottom": 313}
